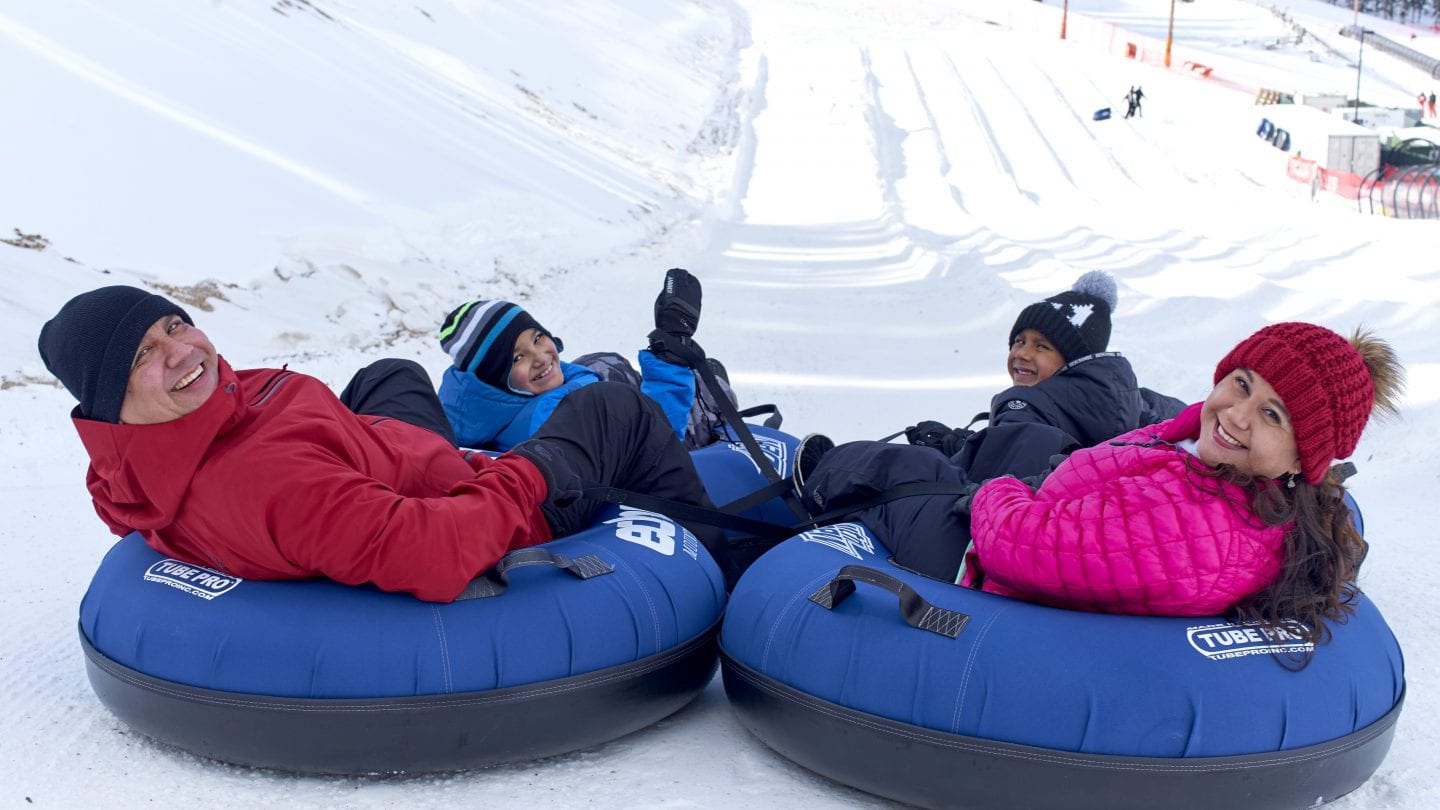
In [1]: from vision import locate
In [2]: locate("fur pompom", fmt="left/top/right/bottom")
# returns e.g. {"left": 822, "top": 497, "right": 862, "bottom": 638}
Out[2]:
{"left": 1350, "top": 327, "right": 1406, "bottom": 420}
{"left": 1071, "top": 270, "right": 1118, "bottom": 312}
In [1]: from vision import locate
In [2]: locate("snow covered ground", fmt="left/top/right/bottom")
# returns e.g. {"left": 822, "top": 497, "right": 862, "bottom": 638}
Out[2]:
{"left": 1, "top": 0, "right": 1436, "bottom": 806}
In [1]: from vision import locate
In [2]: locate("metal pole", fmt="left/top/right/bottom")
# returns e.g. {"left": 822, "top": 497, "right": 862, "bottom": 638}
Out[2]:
{"left": 1354, "top": 28, "right": 1366, "bottom": 122}
{"left": 1165, "top": 0, "right": 1176, "bottom": 68}
{"left": 1060, "top": 0, "right": 1068, "bottom": 40}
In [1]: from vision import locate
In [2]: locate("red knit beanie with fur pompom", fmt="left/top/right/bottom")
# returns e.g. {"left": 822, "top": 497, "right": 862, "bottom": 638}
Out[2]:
{"left": 1213, "top": 322, "right": 1374, "bottom": 484}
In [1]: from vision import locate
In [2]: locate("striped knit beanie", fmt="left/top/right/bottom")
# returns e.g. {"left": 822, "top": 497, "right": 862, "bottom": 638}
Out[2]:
{"left": 1009, "top": 271, "right": 1118, "bottom": 364}
{"left": 438, "top": 299, "right": 561, "bottom": 392}
{"left": 1213, "top": 322, "right": 1374, "bottom": 484}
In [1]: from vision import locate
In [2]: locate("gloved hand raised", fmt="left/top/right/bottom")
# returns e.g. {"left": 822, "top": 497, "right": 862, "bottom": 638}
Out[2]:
{"left": 648, "top": 268, "right": 705, "bottom": 365}
{"left": 654, "top": 267, "right": 702, "bottom": 337}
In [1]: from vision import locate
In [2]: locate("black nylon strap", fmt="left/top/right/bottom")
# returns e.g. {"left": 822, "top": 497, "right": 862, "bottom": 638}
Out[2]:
{"left": 690, "top": 344, "right": 808, "bottom": 520}
{"left": 717, "top": 477, "right": 796, "bottom": 516}
{"left": 580, "top": 480, "right": 978, "bottom": 542}
{"left": 802, "top": 481, "right": 977, "bottom": 527}
{"left": 582, "top": 486, "right": 797, "bottom": 540}
{"left": 808, "top": 565, "right": 969, "bottom": 638}
{"left": 655, "top": 335, "right": 810, "bottom": 521}
{"left": 455, "top": 546, "right": 613, "bottom": 600}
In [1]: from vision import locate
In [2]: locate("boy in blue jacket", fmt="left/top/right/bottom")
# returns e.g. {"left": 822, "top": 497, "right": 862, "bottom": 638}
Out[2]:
{"left": 439, "top": 269, "right": 736, "bottom": 451}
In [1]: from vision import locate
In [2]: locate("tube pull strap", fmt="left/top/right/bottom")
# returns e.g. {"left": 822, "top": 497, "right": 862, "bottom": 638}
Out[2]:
{"left": 457, "top": 547, "right": 614, "bottom": 600}
{"left": 737, "top": 403, "right": 784, "bottom": 429}
{"left": 808, "top": 565, "right": 970, "bottom": 638}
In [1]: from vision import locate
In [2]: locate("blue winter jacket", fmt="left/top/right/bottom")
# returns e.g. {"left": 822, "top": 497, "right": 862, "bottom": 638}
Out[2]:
{"left": 439, "top": 351, "right": 695, "bottom": 451}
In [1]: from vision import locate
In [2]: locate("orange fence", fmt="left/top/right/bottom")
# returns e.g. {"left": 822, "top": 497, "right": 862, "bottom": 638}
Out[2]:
{"left": 1286, "top": 156, "right": 1364, "bottom": 200}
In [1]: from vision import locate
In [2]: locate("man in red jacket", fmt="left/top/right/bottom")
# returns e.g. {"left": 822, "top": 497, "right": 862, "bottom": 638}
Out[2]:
{"left": 39, "top": 286, "right": 725, "bottom": 601}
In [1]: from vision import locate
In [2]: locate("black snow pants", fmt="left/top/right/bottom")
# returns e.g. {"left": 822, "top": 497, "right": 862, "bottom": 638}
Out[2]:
{"left": 340, "top": 364, "right": 729, "bottom": 584}
{"left": 510, "top": 382, "right": 729, "bottom": 580}
{"left": 802, "top": 441, "right": 975, "bottom": 582}
{"left": 340, "top": 358, "right": 458, "bottom": 446}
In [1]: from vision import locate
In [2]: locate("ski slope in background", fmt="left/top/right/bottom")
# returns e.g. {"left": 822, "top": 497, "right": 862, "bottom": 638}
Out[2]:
{"left": 1, "top": 0, "right": 1436, "bottom": 807}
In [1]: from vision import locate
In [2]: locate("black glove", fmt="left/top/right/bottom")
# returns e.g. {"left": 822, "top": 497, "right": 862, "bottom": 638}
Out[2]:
{"left": 647, "top": 328, "right": 705, "bottom": 367}
{"left": 905, "top": 420, "right": 952, "bottom": 447}
{"left": 950, "top": 482, "right": 985, "bottom": 517}
{"left": 905, "top": 420, "right": 974, "bottom": 456}
{"left": 654, "top": 267, "right": 702, "bottom": 337}
{"left": 508, "top": 439, "right": 582, "bottom": 507}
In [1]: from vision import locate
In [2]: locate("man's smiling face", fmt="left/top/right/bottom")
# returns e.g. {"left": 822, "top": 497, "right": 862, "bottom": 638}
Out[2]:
{"left": 118, "top": 314, "right": 219, "bottom": 424}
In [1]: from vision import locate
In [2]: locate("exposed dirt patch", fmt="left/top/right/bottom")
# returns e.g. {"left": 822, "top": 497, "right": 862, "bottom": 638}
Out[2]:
{"left": 149, "top": 279, "right": 238, "bottom": 312}
{"left": 272, "top": 0, "right": 334, "bottom": 21}
{"left": 1, "top": 373, "right": 61, "bottom": 390}
{"left": 1, "top": 229, "right": 49, "bottom": 251}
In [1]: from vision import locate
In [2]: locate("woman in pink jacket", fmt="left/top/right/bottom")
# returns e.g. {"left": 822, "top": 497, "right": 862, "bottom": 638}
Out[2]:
{"left": 798, "top": 322, "right": 1404, "bottom": 651}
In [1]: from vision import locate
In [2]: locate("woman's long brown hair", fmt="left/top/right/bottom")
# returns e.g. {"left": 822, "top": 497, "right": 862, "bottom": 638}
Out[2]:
{"left": 1230, "top": 471, "right": 1366, "bottom": 668}
{"left": 1208, "top": 327, "right": 1403, "bottom": 668}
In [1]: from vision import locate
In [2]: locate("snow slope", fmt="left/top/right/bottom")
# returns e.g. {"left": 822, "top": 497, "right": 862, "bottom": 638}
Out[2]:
{"left": 1, "top": 0, "right": 1436, "bottom": 807}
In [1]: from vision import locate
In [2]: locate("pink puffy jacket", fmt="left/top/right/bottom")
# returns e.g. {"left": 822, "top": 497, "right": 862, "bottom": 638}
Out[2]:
{"left": 962, "top": 403, "right": 1287, "bottom": 617}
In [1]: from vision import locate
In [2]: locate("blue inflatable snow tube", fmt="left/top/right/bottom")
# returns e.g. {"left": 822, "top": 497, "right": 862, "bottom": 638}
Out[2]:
{"left": 79, "top": 426, "right": 799, "bottom": 774}
{"left": 720, "top": 518, "right": 1404, "bottom": 810}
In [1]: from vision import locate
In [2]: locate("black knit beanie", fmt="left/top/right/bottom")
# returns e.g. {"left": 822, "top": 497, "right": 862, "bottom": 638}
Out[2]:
{"left": 38, "top": 286, "right": 193, "bottom": 423}
{"left": 438, "top": 299, "right": 562, "bottom": 393}
{"left": 1008, "top": 270, "right": 1118, "bottom": 364}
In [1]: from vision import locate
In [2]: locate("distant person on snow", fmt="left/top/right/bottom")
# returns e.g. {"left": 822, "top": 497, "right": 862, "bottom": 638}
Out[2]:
{"left": 1124, "top": 86, "right": 1138, "bottom": 119}
{"left": 898, "top": 271, "right": 1185, "bottom": 484}
{"left": 794, "top": 322, "right": 1404, "bottom": 659}
{"left": 1419, "top": 91, "right": 1429, "bottom": 118}
{"left": 1428, "top": 91, "right": 1436, "bottom": 118}
{"left": 38, "top": 285, "right": 732, "bottom": 602}
{"left": 437, "top": 268, "right": 739, "bottom": 452}
{"left": 1131, "top": 86, "right": 1145, "bottom": 117}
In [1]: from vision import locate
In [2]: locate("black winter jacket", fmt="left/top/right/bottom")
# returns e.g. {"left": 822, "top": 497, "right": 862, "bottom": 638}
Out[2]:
{"left": 988, "top": 352, "right": 1146, "bottom": 447}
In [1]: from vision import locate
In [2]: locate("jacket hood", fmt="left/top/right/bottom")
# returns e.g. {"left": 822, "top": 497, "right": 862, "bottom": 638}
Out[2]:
{"left": 439, "top": 361, "right": 597, "bottom": 449}
{"left": 78, "top": 356, "right": 245, "bottom": 534}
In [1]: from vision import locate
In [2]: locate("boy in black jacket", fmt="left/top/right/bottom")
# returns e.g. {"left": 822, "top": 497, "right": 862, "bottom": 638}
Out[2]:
{"left": 791, "top": 271, "right": 1183, "bottom": 577}
{"left": 865, "top": 272, "right": 1181, "bottom": 482}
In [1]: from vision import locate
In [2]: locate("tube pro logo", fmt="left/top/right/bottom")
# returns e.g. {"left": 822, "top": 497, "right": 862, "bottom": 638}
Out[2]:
{"left": 1186, "top": 621, "right": 1313, "bottom": 660}
{"left": 143, "top": 559, "right": 242, "bottom": 600}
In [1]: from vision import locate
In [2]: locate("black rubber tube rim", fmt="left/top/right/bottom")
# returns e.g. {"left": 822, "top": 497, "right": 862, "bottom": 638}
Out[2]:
{"left": 80, "top": 619, "right": 721, "bottom": 775}
{"left": 720, "top": 647, "right": 1403, "bottom": 810}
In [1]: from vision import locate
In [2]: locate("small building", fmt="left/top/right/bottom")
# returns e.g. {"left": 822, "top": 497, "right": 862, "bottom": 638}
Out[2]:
{"left": 1297, "top": 93, "right": 1348, "bottom": 113}
{"left": 1259, "top": 103, "right": 1380, "bottom": 177}
{"left": 1335, "top": 106, "right": 1418, "bottom": 129}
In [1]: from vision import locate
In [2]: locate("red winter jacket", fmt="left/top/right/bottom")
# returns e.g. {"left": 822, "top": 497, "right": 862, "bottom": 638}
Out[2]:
{"left": 76, "top": 358, "right": 552, "bottom": 602}
{"left": 963, "top": 403, "right": 1287, "bottom": 617}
